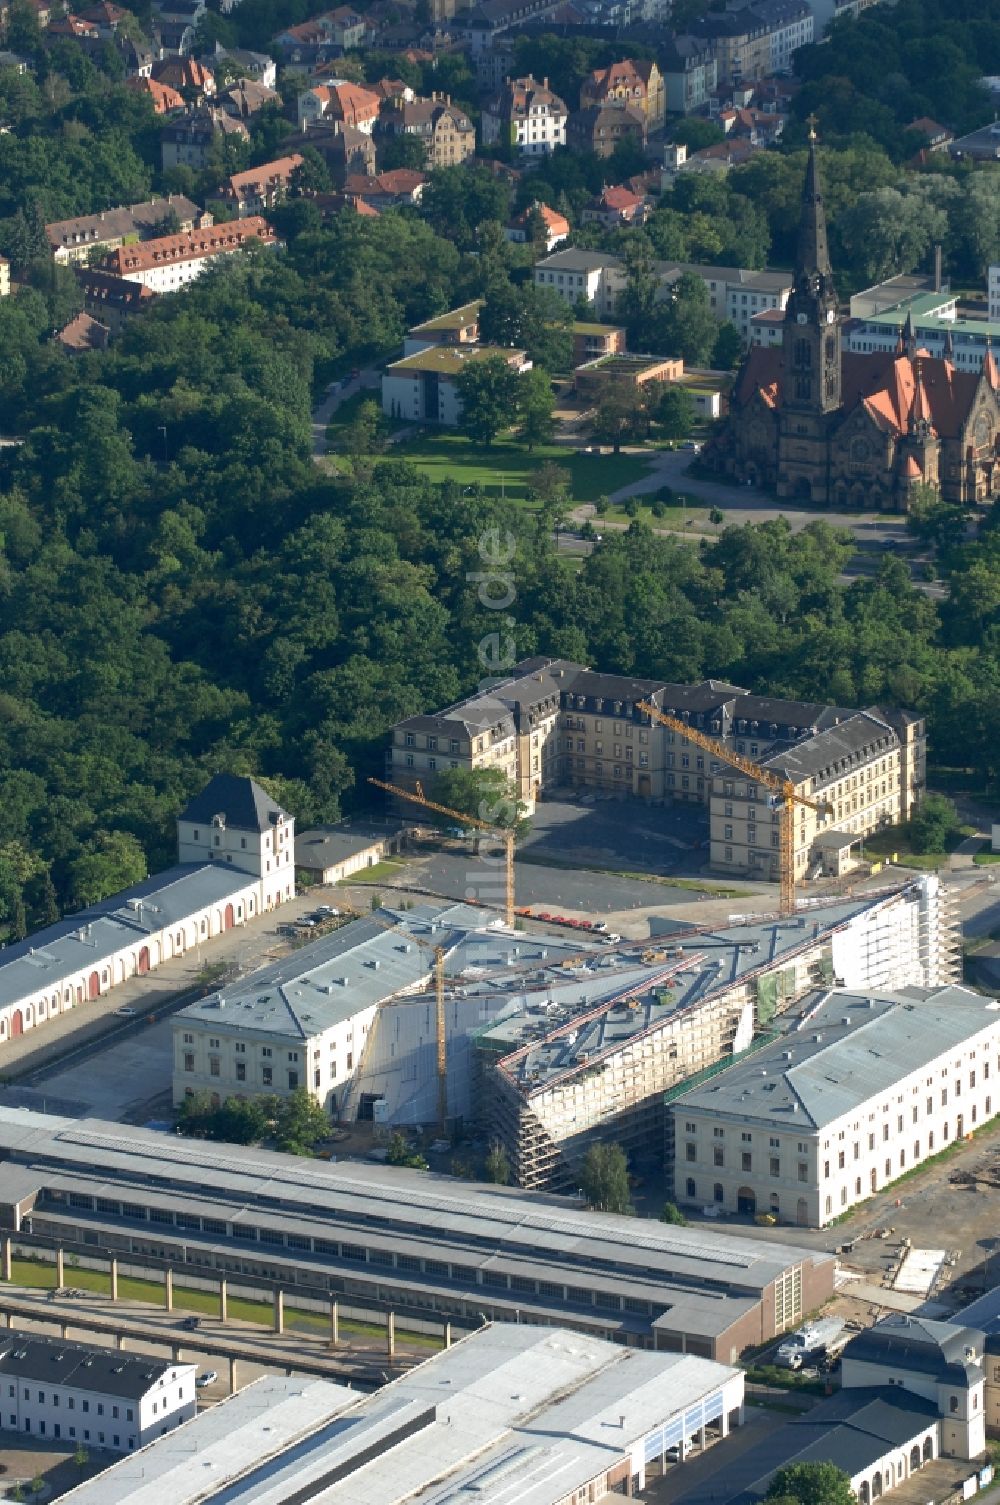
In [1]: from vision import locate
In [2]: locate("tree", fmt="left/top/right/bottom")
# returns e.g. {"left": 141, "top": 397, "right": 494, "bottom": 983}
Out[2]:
{"left": 386, "top": 1131, "right": 428, "bottom": 1169}
{"left": 274, "top": 1088, "right": 330, "bottom": 1154}
{"left": 516, "top": 366, "right": 555, "bottom": 450}
{"left": 478, "top": 282, "right": 573, "bottom": 373}
{"left": 579, "top": 1142, "right": 632, "bottom": 1214}
{"left": 660, "top": 1200, "right": 687, "bottom": 1225}
{"left": 589, "top": 386, "right": 646, "bottom": 453}
{"left": 484, "top": 1140, "right": 511, "bottom": 1184}
{"left": 766, "top": 1463, "right": 855, "bottom": 1505}
{"left": 343, "top": 398, "right": 388, "bottom": 457}
{"left": 429, "top": 767, "right": 530, "bottom": 837}
{"left": 378, "top": 133, "right": 428, "bottom": 172}
{"left": 456, "top": 355, "right": 521, "bottom": 446}
{"left": 651, "top": 272, "right": 719, "bottom": 366}
{"left": 670, "top": 118, "right": 726, "bottom": 152}
{"left": 654, "top": 384, "right": 694, "bottom": 441}
{"left": 289, "top": 146, "right": 332, "bottom": 197}
{"left": 909, "top": 793, "right": 960, "bottom": 855}
{"left": 65, "top": 830, "right": 147, "bottom": 908}
{"left": 711, "top": 322, "right": 744, "bottom": 370}
{"left": 73, "top": 1445, "right": 89, "bottom": 1471}
{"left": 907, "top": 483, "right": 969, "bottom": 556}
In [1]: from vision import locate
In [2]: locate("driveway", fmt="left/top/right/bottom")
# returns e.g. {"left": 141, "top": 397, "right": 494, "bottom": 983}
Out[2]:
{"left": 311, "top": 368, "right": 380, "bottom": 457}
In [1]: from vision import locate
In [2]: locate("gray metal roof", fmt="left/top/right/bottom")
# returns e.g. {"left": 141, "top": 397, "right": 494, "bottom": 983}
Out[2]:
{"left": 177, "top": 904, "right": 597, "bottom": 1040}
{"left": 844, "top": 1314, "right": 984, "bottom": 1384}
{"left": 58, "top": 1330, "right": 740, "bottom": 1505}
{"left": 0, "top": 864, "right": 257, "bottom": 1011}
{"left": 0, "top": 1106, "right": 831, "bottom": 1295}
{"left": 762, "top": 711, "right": 897, "bottom": 789}
{"left": 489, "top": 891, "right": 902, "bottom": 1096}
{"left": 0, "top": 1332, "right": 191, "bottom": 1400}
{"left": 673, "top": 984, "right": 1000, "bottom": 1129}
{"left": 178, "top": 773, "right": 287, "bottom": 833}
{"left": 294, "top": 819, "right": 409, "bottom": 871}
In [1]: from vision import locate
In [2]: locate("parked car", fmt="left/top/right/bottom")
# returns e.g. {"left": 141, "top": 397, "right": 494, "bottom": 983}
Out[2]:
{"left": 296, "top": 917, "right": 318, "bottom": 928}
{"left": 195, "top": 1370, "right": 218, "bottom": 1388}
{"left": 315, "top": 905, "right": 339, "bottom": 916}
{"left": 179, "top": 1316, "right": 200, "bottom": 1331}
{"left": 115, "top": 1006, "right": 137, "bottom": 1018}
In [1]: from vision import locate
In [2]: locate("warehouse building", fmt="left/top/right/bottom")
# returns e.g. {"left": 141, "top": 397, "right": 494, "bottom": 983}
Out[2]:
{"left": 952, "top": 1287, "right": 1000, "bottom": 1434}
{"left": 670, "top": 983, "right": 1000, "bottom": 1226}
{"left": 0, "top": 1106, "right": 835, "bottom": 1361}
{"left": 0, "top": 1334, "right": 195, "bottom": 1452}
{"left": 0, "top": 774, "right": 294, "bottom": 1049}
{"left": 58, "top": 1328, "right": 746, "bottom": 1505}
{"left": 477, "top": 879, "right": 957, "bottom": 1191}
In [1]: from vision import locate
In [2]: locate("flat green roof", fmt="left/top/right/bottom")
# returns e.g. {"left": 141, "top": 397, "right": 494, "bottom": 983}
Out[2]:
{"left": 388, "top": 344, "right": 523, "bottom": 375}
{"left": 860, "top": 292, "right": 957, "bottom": 326}
{"left": 572, "top": 320, "right": 623, "bottom": 335}
{"left": 409, "top": 300, "right": 483, "bottom": 334}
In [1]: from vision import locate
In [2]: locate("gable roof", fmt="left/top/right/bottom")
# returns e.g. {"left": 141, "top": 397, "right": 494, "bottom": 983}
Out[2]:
{"left": 178, "top": 773, "right": 289, "bottom": 833}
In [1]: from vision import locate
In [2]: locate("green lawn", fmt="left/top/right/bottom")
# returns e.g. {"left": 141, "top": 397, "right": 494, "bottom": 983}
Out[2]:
{"left": 595, "top": 498, "right": 709, "bottom": 530}
{"left": 864, "top": 823, "right": 975, "bottom": 871}
{"left": 5, "top": 1255, "right": 442, "bottom": 1349}
{"left": 388, "top": 431, "right": 654, "bottom": 504}
{"left": 974, "top": 842, "right": 1000, "bottom": 866}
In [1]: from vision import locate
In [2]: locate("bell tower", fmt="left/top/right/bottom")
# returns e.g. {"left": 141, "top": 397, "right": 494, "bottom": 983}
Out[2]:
{"left": 777, "top": 122, "right": 841, "bottom": 502}
{"left": 782, "top": 120, "right": 841, "bottom": 414}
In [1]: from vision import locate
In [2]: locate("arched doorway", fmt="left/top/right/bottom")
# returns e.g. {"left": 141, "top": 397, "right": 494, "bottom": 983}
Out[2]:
{"left": 224, "top": 903, "right": 235, "bottom": 931}
{"left": 873, "top": 1472, "right": 883, "bottom": 1499}
{"left": 956, "top": 1113, "right": 965, "bottom": 1138}
{"left": 737, "top": 1187, "right": 756, "bottom": 1216}
{"left": 88, "top": 971, "right": 100, "bottom": 1001}
{"left": 870, "top": 1168, "right": 877, "bottom": 1193}
{"left": 910, "top": 1446, "right": 920, "bottom": 1471}
{"left": 137, "top": 946, "right": 150, "bottom": 975}
{"left": 923, "top": 1438, "right": 933, "bottom": 1463}
{"left": 10, "top": 1010, "right": 23, "bottom": 1039}
{"left": 859, "top": 1483, "right": 870, "bottom": 1505}
{"left": 796, "top": 1198, "right": 809, "bottom": 1226}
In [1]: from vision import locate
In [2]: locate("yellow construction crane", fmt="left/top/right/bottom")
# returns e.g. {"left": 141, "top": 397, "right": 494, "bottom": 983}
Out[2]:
{"left": 368, "top": 776, "right": 516, "bottom": 929}
{"left": 339, "top": 896, "right": 449, "bottom": 1133}
{"left": 635, "top": 700, "right": 834, "bottom": 915}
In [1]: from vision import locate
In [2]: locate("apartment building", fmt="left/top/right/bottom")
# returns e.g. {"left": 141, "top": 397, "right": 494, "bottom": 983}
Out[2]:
{"left": 381, "top": 345, "right": 529, "bottom": 426}
{"left": 685, "top": 0, "right": 812, "bottom": 86}
{"left": 580, "top": 57, "right": 666, "bottom": 131}
{"left": 989, "top": 264, "right": 1000, "bottom": 322}
{"left": 533, "top": 249, "right": 790, "bottom": 332}
{"left": 0, "top": 1336, "right": 195, "bottom": 1453}
{"left": 386, "top": 661, "right": 925, "bottom": 880}
{"left": 209, "top": 154, "right": 303, "bottom": 217}
{"left": 73, "top": 269, "right": 154, "bottom": 339}
{"left": 481, "top": 75, "right": 568, "bottom": 155}
{"left": 376, "top": 94, "right": 476, "bottom": 168}
{"left": 660, "top": 37, "right": 718, "bottom": 115}
{"left": 45, "top": 195, "right": 202, "bottom": 265}
{"left": 101, "top": 218, "right": 276, "bottom": 293}
{"left": 845, "top": 293, "right": 1000, "bottom": 375}
{"left": 671, "top": 982, "right": 1000, "bottom": 1227}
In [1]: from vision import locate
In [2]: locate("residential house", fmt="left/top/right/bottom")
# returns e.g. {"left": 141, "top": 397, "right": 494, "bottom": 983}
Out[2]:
{"left": 56, "top": 311, "right": 110, "bottom": 353}
{"left": 685, "top": 0, "right": 812, "bottom": 88}
{"left": 571, "top": 320, "right": 626, "bottom": 365}
{"left": 376, "top": 94, "right": 475, "bottom": 167}
{"left": 102, "top": 217, "right": 277, "bottom": 292}
{"left": 295, "top": 819, "right": 410, "bottom": 885}
{"left": 718, "top": 104, "right": 784, "bottom": 144}
{"left": 45, "top": 14, "right": 99, "bottom": 40}
{"left": 344, "top": 167, "right": 427, "bottom": 209}
{"left": 906, "top": 116, "right": 953, "bottom": 152}
{"left": 297, "top": 78, "right": 380, "bottom": 131}
{"left": 202, "top": 43, "right": 276, "bottom": 87}
{"left": 0, "top": 773, "right": 295, "bottom": 1046}
{"left": 125, "top": 75, "right": 185, "bottom": 113}
{"left": 580, "top": 57, "right": 665, "bottom": 131}
{"left": 218, "top": 77, "right": 281, "bottom": 120}
{"left": 45, "top": 194, "right": 203, "bottom": 264}
{"left": 77, "top": 0, "right": 128, "bottom": 32}
{"left": 0, "top": 257, "right": 9, "bottom": 297}
{"left": 382, "top": 344, "right": 530, "bottom": 425}
{"left": 456, "top": 0, "right": 562, "bottom": 55}
{"left": 209, "top": 154, "right": 304, "bottom": 217}
{"left": 75, "top": 266, "right": 158, "bottom": 333}
{"left": 481, "top": 74, "right": 567, "bottom": 155}
{"left": 581, "top": 184, "right": 649, "bottom": 228}
{"left": 671, "top": 983, "right": 998, "bottom": 1230}
{"left": 152, "top": 0, "right": 205, "bottom": 54}
{"left": 320, "top": 4, "right": 367, "bottom": 47}
{"left": 160, "top": 107, "right": 249, "bottom": 170}
{"left": 283, "top": 124, "right": 376, "bottom": 185}
{"left": 659, "top": 37, "right": 718, "bottom": 115}
{"left": 0, "top": 1335, "right": 196, "bottom": 1452}
{"left": 567, "top": 102, "right": 645, "bottom": 158}
{"left": 371, "top": 75, "right": 415, "bottom": 105}
{"left": 504, "top": 201, "right": 569, "bottom": 251}
{"left": 113, "top": 34, "right": 153, "bottom": 76}
{"left": 152, "top": 55, "right": 216, "bottom": 99}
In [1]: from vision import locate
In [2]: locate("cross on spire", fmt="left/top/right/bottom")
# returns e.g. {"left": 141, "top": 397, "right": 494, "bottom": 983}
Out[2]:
{"left": 806, "top": 113, "right": 818, "bottom": 142}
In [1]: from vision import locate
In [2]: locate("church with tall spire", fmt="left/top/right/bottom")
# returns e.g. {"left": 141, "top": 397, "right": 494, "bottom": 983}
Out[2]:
{"left": 710, "top": 128, "right": 1000, "bottom": 508}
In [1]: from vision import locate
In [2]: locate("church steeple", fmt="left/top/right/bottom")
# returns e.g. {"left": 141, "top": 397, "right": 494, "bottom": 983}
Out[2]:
{"left": 795, "top": 120, "right": 833, "bottom": 287}
{"left": 782, "top": 120, "right": 841, "bottom": 415}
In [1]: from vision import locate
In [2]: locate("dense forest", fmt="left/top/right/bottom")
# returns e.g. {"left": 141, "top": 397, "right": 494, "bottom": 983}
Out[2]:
{"left": 2, "top": 209, "right": 1000, "bottom": 938}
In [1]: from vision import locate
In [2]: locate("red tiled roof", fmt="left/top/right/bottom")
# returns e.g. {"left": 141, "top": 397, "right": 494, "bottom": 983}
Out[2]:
{"left": 126, "top": 76, "right": 184, "bottom": 113}
{"left": 102, "top": 216, "right": 275, "bottom": 274}
{"left": 224, "top": 153, "right": 303, "bottom": 195}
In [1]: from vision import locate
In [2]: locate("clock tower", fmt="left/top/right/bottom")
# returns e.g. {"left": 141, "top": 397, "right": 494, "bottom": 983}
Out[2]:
{"left": 777, "top": 123, "right": 842, "bottom": 501}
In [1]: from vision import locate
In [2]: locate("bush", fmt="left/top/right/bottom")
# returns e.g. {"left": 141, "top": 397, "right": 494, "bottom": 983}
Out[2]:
{"left": 909, "top": 793, "right": 961, "bottom": 855}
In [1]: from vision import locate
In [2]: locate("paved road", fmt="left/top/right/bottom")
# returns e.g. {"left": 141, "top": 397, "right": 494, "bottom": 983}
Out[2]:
{"left": 311, "top": 367, "right": 380, "bottom": 457}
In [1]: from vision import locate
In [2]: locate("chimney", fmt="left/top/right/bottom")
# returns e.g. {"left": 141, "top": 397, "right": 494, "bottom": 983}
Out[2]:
{"left": 933, "top": 242, "right": 942, "bottom": 293}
